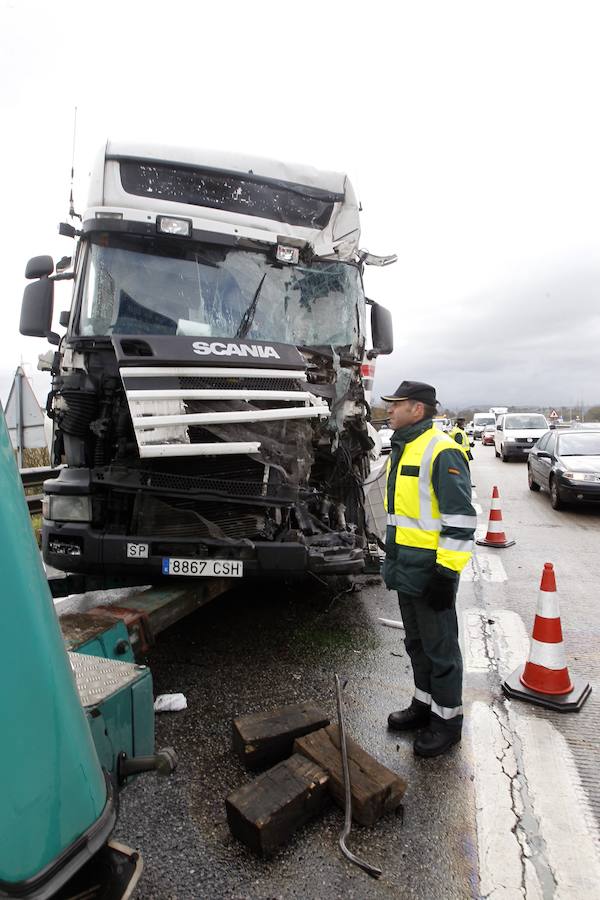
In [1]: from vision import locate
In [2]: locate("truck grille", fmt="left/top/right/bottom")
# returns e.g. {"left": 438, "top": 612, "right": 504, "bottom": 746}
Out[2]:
{"left": 139, "top": 462, "right": 294, "bottom": 501}
{"left": 179, "top": 376, "right": 304, "bottom": 392}
{"left": 134, "top": 495, "right": 265, "bottom": 539}
{"left": 118, "top": 365, "right": 329, "bottom": 459}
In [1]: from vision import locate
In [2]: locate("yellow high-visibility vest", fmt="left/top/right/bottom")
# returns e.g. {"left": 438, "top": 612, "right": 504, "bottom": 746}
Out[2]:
{"left": 384, "top": 427, "right": 472, "bottom": 572}
{"left": 449, "top": 425, "right": 470, "bottom": 458}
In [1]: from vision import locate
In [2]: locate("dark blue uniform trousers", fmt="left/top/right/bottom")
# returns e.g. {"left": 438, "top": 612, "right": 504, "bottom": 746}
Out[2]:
{"left": 397, "top": 591, "right": 463, "bottom": 718}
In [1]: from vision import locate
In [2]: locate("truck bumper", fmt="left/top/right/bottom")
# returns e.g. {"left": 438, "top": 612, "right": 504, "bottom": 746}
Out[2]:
{"left": 43, "top": 522, "right": 365, "bottom": 581}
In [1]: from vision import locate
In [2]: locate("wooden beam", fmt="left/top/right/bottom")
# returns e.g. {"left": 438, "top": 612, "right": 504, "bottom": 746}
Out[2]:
{"left": 232, "top": 702, "right": 330, "bottom": 770}
{"left": 294, "top": 725, "right": 407, "bottom": 826}
{"left": 225, "top": 754, "right": 329, "bottom": 855}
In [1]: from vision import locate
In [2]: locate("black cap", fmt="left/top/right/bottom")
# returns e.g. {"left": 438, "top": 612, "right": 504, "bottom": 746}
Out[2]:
{"left": 381, "top": 380, "right": 437, "bottom": 406}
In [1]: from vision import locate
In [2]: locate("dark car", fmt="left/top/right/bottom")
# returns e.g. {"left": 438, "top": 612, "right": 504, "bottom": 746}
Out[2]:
{"left": 527, "top": 429, "right": 600, "bottom": 509}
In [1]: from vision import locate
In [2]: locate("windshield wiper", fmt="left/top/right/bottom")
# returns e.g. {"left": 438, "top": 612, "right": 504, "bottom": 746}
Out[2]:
{"left": 235, "top": 274, "right": 267, "bottom": 339}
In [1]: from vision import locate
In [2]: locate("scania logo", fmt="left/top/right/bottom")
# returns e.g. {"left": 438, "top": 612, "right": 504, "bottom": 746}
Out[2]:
{"left": 192, "top": 341, "right": 281, "bottom": 359}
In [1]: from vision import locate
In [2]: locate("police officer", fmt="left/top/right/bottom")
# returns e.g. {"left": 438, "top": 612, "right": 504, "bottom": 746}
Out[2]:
{"left": 449, "top": 417, "right": 473, "bottom": 461}
{"left": 382, "top": 381, "right": 477, "bottom": 757}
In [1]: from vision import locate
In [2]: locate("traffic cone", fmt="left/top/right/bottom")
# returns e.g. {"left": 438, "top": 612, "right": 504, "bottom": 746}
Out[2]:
{"left": 476, "top": 486, "right": 515, "bottom": 548}
{"left": 502, "top": 563, "right": 591, "bottom": 711}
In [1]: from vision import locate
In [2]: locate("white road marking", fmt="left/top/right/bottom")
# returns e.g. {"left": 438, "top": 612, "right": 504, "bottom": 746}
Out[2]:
{"left": 462, "top": 607, "right": 491, "bottom": 672}
{"left": 489, "top": 609, "right": 531, "bottom": 678}
{"left": 461, "top": 553, "right": 507, "bottom": 583}
{"left": 471, "top": 701, "right": 543, "bottom": 899}
{"left": 510, "top": 707, "right": 600, "bottom": 897}
{"left": 467, "top": 608, "right": 600, "bottom": 897}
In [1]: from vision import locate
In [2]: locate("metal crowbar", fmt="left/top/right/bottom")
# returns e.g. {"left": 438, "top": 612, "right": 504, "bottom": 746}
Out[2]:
{"left": 334, "top": 674, "right": 382, "bottom": 879}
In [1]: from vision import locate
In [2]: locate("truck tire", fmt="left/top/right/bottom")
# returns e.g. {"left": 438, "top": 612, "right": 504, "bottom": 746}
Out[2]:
{"left": 501, "top": 445, "right": 509, "bottom": 462}
{"left": 495, "top": 445, "right": 500, "bottom": 458}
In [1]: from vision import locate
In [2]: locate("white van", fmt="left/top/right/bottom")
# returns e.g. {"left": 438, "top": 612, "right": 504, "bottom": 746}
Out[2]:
{"left": 494, "top": 413, "right": 549, "bottom": 461}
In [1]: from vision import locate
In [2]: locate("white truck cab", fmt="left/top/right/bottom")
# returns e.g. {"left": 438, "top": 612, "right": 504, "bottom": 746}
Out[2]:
{"left": 494, "top": 413, "right": 549, "bottom": 461}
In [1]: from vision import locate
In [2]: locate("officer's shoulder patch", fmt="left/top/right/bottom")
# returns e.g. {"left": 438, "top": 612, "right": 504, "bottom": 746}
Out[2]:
{"left": 448, "top": 466, "right": 461, "bottom": 475}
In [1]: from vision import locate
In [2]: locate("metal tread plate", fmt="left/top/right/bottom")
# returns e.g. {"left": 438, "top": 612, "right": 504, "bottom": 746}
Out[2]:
{"left": 69, "top": 651, "right": 147, "bottom": 707}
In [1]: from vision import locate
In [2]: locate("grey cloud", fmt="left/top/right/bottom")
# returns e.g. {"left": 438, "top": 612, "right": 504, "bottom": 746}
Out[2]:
{"left": 374, "top": 259, "right": 600, "bottom": 408}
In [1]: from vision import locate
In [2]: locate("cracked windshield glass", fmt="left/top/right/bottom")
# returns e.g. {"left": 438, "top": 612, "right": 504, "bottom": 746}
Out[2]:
{"left": 78, "top": 236, "right": 364, "bottom": 348}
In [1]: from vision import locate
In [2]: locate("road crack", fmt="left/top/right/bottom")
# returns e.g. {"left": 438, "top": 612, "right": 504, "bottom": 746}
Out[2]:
{"left": 470, "top": 583, "right": 558, "bottom": 898}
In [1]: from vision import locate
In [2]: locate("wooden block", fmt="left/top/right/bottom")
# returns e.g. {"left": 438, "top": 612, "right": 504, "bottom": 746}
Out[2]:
{"left": 225, "top": 753, "right": 329, "bottom": 856}
{"left": 232, "top": 702, "right": 330, "bottom": 769}
{"left": 294, "top": 724, "right": 407, "bottom": 826}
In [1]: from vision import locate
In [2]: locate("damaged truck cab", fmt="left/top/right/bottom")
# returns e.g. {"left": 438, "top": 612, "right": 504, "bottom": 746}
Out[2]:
{"left": 21, "top": 142, "right": 394, "bottom": 583}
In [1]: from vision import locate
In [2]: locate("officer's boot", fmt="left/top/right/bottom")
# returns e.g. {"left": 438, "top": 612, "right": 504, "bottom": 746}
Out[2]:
{"left": 413, "top": 713, "right": 462, "bottom": 757}
{"left": 387, "top": 698, "right": 431, "bottom": 732}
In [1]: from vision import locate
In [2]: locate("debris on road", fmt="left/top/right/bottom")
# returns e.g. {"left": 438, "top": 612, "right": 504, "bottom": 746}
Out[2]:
{"left": 335, "top": 673, "right": 382, "bottom": 879}
{"left": 378, "top": 617, "right": 405, "bottom": 630}
{"left": 225, "top": 754, "right": 329, "bottom": 856}
{"left": 232, "top": 702, "right": 331, "bottom": 770}
{"left": 153, "top": 692, "right": 188, "bottom": 712}
{"left": 295, "top": 724, "right": 407, "bottom": 827}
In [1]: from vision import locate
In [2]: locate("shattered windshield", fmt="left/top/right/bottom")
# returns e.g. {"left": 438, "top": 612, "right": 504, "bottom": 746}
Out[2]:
{"left": 77, "top": 235, "right": 365, "bottom": 349}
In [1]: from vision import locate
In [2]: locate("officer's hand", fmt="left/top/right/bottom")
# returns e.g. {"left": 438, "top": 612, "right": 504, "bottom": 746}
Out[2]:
{"left": 423, "top": 569, "right": 456, "bottom": 611}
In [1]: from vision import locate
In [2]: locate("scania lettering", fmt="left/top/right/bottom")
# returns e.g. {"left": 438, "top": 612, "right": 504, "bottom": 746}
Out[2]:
{"left": 21, "top": 141, "right": 394, "bottom": 583}
{"left": 192, "top": 341, "right": 281, "bottom": 358}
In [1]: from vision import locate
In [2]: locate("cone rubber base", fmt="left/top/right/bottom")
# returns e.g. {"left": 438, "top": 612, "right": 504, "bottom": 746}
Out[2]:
{"left": 476, "top": 538, "right": 516, "bottom": 548}
{"left": 502, "top": 666, "right": 591, "bottom": 711}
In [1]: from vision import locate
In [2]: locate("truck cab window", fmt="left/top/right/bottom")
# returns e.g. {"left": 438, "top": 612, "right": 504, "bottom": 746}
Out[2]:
{"left": 77, "top": 234, "right": 364, "bottom": 350}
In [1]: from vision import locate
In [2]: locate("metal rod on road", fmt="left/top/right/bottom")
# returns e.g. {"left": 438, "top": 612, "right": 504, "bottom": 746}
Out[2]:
{"left": 378, "top": 616, "right": 405, "bottom": 630}
{"left": 334, "top": 674, "right": 382, "bottom": 879}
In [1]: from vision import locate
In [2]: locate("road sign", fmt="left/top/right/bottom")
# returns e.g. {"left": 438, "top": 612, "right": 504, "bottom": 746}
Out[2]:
{"left": 549, "top": 409, "right": 559, "bottom": 419}
{"left": 3, "top": 367, "right": 47, "bottom": 465}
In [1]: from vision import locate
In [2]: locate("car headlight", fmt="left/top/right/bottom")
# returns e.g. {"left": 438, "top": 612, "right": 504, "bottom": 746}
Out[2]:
{"left": 563, "top": 472, "right": 600, "bottom": 483}
{"left": 506, "top": 437, "right": 517, "bottom": 442}
{"left": 43, "top": 495, "right": 92, "bottom": 522}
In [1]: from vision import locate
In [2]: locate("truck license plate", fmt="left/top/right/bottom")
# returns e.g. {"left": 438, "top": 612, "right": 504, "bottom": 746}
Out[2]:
{"left": 162, "top": 557, "right": 243, "bottom": 577}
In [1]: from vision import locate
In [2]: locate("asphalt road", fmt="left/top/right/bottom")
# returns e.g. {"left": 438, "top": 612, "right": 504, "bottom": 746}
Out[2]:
{"left": 114, "top": 447, "right": 600, "bottom": 899}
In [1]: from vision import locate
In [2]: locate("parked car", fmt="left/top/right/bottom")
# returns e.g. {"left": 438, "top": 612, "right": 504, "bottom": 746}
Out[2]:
{"left": 527, "top": 428, "right": 600, "bottom": 509}
{"left": 494, "top": 413, "right": 549, "bottom": 461}
{"left": 378, "top": 427, "right": 394, "bottom": 453}
{"left": 482, "top": 424, "right": 495, "bottom": 446}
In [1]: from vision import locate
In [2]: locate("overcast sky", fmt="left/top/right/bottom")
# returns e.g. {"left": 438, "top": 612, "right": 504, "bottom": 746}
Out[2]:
{"left": 2, "top": 0, "right": 600, "bottom": 412}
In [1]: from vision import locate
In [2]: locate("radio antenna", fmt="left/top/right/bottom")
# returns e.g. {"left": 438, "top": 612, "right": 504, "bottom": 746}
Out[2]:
{"left": 68, "top": 107, "right": 82, "bottom": 221}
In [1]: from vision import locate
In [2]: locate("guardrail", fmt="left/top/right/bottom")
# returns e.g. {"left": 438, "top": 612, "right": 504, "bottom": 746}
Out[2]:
{"left": 20, "top": 466, "right": 60, "bottom": 514}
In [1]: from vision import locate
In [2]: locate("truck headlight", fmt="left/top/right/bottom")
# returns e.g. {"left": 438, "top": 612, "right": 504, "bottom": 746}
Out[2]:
{"left": 44, "top": 495, "right": 92, "bottom": 522}
{"left": 157, "top": 216, "right": 192, "bottom": 237}
{"left": 276, "top": 244, "right": 300, "bottom": 264}
{"left": 506, "top": 438, "right": 516, "bottom": 443}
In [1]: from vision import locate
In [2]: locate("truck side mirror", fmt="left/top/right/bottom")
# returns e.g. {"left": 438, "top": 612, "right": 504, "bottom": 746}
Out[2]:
{"left": 20, "top": 277, "right": 55, "bottom": 338}
{"left": 370, "top": 301, "right": 393, "bottom": 356}
{"left": 25, "top": 255, "right": 54, "bottom": 279}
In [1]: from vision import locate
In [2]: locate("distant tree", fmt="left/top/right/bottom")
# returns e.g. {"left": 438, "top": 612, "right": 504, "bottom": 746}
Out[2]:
{"left": 585, "top": 405, "right": 600, "bottom": 421}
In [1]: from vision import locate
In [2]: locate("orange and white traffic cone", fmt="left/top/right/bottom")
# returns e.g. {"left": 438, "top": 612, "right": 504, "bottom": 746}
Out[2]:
{"left": 503, "top": 562, "right": 591, "bottom": 711}
{"left": 476, "top": 486, "right": 515, "bottom": 548}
